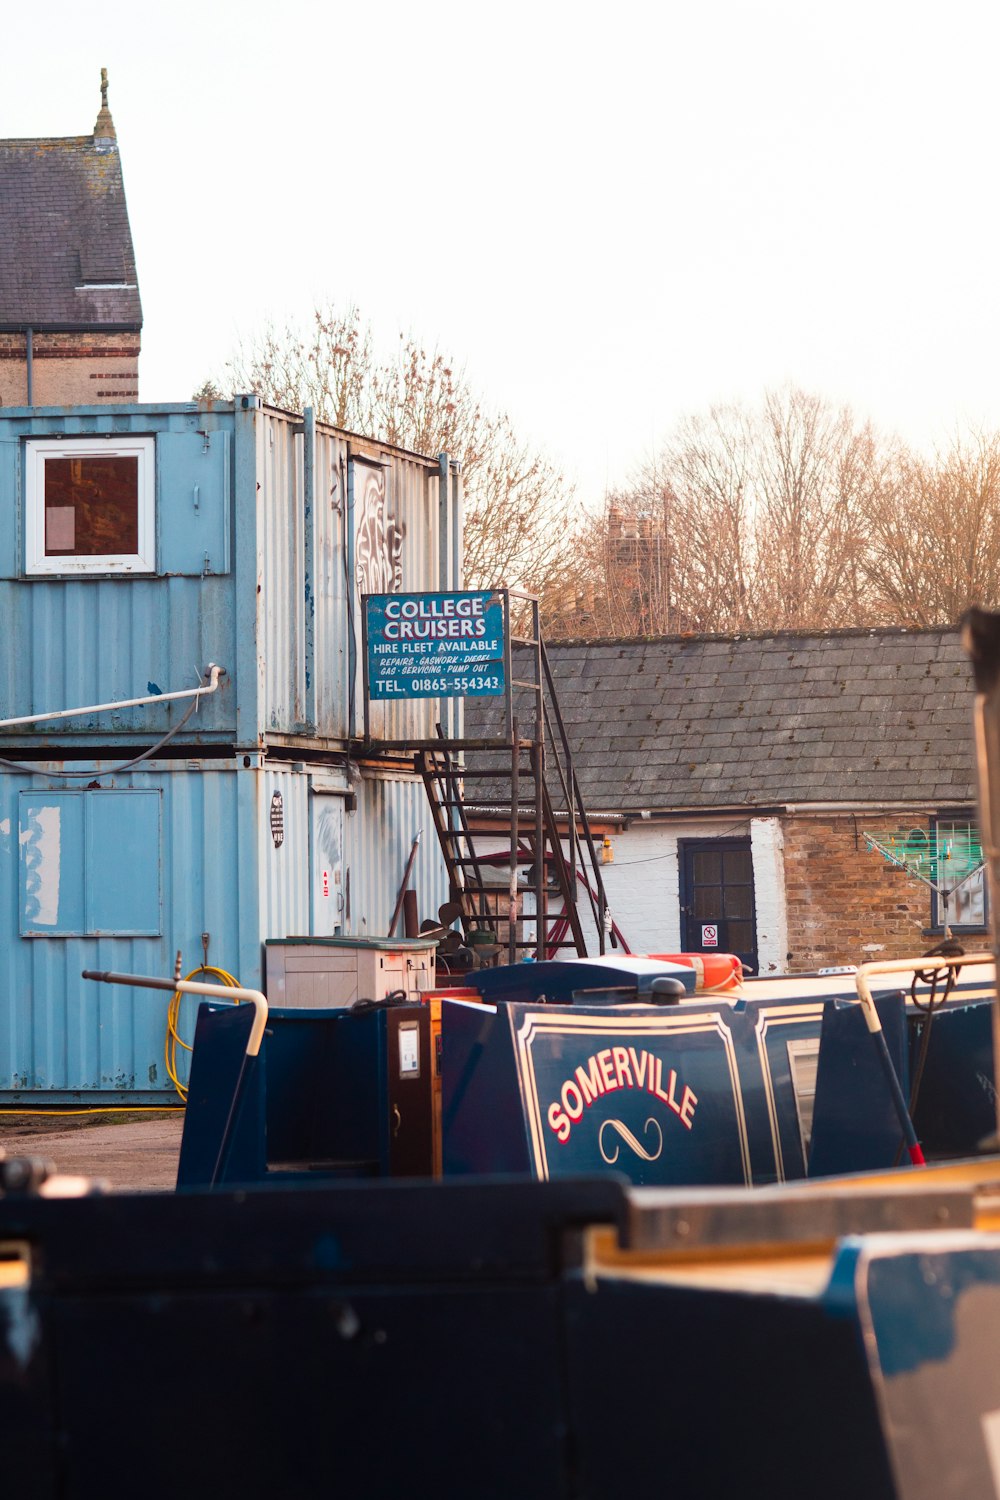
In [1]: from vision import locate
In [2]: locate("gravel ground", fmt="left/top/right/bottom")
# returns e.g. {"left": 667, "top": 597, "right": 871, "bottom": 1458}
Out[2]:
{"left": 0, "top": 1111, "right": 184, "bottom": 1192}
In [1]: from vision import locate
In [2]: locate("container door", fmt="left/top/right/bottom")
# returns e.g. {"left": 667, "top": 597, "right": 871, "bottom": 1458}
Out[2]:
{"left": 679, "top": 838, "right": 758, "bottom": 974}
{"left": 310, "top": 793, "right": 345, "bottom": 936}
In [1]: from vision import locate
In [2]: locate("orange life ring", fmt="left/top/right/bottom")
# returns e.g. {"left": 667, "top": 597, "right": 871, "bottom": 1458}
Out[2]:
{"left": 647, "top": 953, "right": 743, "bottom": 993}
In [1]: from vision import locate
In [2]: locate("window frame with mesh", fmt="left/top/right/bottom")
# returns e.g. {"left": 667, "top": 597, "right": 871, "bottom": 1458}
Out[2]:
{"left": 929, "top": 813, "right": 988, "bottom": 933}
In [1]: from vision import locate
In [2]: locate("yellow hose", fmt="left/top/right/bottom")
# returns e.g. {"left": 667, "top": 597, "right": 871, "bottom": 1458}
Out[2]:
{"left": 165, "top": 964, "right": 242, "bottom": 1101}
{"left": 0, "top": 965, "right": 243, "bottom": 1116}
{"left": 0, "top": 1106, "right": 184, "bottom": 1117}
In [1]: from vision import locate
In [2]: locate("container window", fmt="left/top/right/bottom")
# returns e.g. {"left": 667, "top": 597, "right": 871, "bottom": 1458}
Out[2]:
{"left": 25, "top": 436, "right": 155, "bottom": 575}
{"left": 19, "top": 788, "right": 161, "bottom": 936}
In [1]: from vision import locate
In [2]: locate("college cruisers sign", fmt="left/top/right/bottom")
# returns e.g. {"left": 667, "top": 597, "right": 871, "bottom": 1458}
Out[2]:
{"left": 514, "top": 1008, "right": 751, "bottom": 1186}
{"left": 363, "top": 591, "right": 506, "bottom": 701}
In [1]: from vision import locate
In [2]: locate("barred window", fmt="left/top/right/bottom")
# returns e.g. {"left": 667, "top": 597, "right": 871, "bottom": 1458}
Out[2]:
{"left": 931, "top": 818, "right": 987, "bottom": 930}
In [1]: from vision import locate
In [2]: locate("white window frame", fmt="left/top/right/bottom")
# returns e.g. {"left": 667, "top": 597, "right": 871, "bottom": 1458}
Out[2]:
{"left": 25, "top": 435, "right": 155, "bottom": 576}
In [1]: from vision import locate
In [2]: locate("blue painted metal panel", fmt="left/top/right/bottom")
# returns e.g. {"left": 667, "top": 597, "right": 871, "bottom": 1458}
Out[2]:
{"left": 0, "top": 402, "right": 463, "bottom": 751}
{"left": 19, "top": 791, "right": 85, "bottom": 934}
{"left": 0, "top": 761, "right": 254, "bottom": 1099}
{"left": 0, "top": 406, "right": 237, "bottom": 748}
{"left": 19, "top": 788, "right": 162, "bottom": 937}
{"left": 86, "top": 789, "right": 161, "bottom": 934}
{"left": 157, "top": 428, "right": 231, "bottom": 575}
{"left": 0, "top": 755, "right": 448, "bottom": 1098}
{"left": 808, "top": 994, "right": 910, "bottom": 1175}
{"left": 231, "top": 398, "right": 262, "bottom": 749}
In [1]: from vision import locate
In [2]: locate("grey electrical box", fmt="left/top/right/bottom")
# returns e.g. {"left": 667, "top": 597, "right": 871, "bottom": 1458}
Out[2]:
{"left": 264, "top": 936, "right": 436, "bottom": 1008}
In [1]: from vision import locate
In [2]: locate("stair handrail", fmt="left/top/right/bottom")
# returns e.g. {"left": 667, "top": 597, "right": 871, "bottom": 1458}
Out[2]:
{"left": 538, "top": 691, "right": 602, "bottom": 946}
{"left": 431, "top": 725, "right": 493, "bottom": 924}
{"left": 539, "top": 637, "right": 615, "bottom": 953}
{"left": 512, "top": 603, "right": 596, "bottom": 956}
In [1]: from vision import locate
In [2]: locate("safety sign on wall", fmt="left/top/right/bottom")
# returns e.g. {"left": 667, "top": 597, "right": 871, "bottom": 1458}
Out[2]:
{"left": 270, "top": 791, "right": 284, "bottom": 849}
{"left": 701, "top": 924, "right": 718, "bottom": 948}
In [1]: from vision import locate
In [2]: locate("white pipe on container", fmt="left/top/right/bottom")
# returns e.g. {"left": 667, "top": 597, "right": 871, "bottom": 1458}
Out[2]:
{"left": 0, "top": 664, "right": 225, "bottom": 729}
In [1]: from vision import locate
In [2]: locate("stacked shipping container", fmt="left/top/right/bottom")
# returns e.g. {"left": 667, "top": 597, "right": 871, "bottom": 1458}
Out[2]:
{"left": 0, "top": 397, "right": 460, "bottom": 1099}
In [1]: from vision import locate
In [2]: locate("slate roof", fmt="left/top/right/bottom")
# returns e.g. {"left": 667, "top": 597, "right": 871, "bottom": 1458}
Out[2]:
{"left": 0, "top": 115, "right": 141, "bottom": 330}
{"left": 465, "top": 627, "right": 977, "bottom": 813}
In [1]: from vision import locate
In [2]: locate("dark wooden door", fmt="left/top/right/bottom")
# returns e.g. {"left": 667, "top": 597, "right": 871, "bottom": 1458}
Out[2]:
{"left": 679, "top": 838, "right": 758, "bottom": 974}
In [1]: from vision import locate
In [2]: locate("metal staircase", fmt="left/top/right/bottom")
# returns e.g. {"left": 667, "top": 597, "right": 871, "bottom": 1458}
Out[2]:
{"left": 415, "top": 593, "right": 615, "bottom": 965}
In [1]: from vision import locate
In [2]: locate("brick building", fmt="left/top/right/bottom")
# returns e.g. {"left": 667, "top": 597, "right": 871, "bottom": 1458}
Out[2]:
{"left": 0, "top": 71, "right": 141, "bottom": 406}
{"left": 480, "top": 626, "right": 986, "bottom": 974}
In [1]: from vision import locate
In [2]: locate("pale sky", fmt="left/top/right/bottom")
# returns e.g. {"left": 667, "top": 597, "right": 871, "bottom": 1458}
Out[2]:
{"left": 5, "top": 0, "right": 1000, "bottom": 507}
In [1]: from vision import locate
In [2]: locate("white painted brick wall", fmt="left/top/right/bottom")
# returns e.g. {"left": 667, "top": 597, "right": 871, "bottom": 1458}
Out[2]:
{"left": 464, "top": 819, "right": 790, "bottom": 972}
{"left": 750, "top": 817, "right": 788, "bottom": 974}
{"left": 578, "top": 818, "right": 789, "bottom": 972}
{"left": 594, "top": 825, "right": 682, "bottom": 954}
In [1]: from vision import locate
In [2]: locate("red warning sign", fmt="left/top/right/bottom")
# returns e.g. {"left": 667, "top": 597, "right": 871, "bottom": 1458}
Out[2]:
{"left": 701, "top": 924, "right": 719, "bottom": 948}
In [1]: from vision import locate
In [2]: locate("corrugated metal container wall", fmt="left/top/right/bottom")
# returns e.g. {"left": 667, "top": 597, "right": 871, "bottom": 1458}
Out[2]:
{"left": 0, "top": 755, "right": 448, "bottom": 1098}
{"left": 0, "top": 758, "right": 261, "bottom": 1102}
{"left": 312, "top": 423, "right": 351, "bottom": 740}
{"left": 0, "top": 402, "right": 465, "bottom": 753}
{"left": 255, "top": 409, "right": 308, "bottom": 737}
{"left": 0, "top": 405, "right": 237, "bottom": 747}
{"left": 342, "top": 772, "right": 450, "bottom": 939}
{"left": 358, "top": 449, "right": 461, "bottom": 744}
{"left": 253, "top": 760, "right": 312, "bottom": 946}
{"left": 255, "top": 411, "right": 461, "bottom": 745}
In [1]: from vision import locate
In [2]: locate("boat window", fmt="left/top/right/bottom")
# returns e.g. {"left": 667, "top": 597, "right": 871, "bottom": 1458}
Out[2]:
{"left": 787, "top": 1038, "right": 820, "bottom": 1162}
{"left": 569, "top": 987, "right": 636, "bottom": 1005}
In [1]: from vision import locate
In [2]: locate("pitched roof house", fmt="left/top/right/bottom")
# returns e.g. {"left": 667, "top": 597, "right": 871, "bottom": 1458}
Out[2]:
{"left": 471, "top": 626, "right": 984, "bottom": 974}
{"left": 0, "top": 70, "right": 141, "bottom": 406}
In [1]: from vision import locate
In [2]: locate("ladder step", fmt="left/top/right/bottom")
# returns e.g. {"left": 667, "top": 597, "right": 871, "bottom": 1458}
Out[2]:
{"left": 425, "top": 770, "right": 541, "bottom": 781}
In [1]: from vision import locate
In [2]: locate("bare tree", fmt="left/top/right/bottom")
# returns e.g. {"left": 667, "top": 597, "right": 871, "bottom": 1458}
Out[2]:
{"left": 199, "top": 305, "right": 581, "bottom": 603}
{"left": 572, "top": 388, "right": 888, "bottom": 636}
{"left": 751, "top": 388, "right": 881, "bottom": 629}
{"left": 861, "top": 429, "right": 1000, "bottom": 626}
